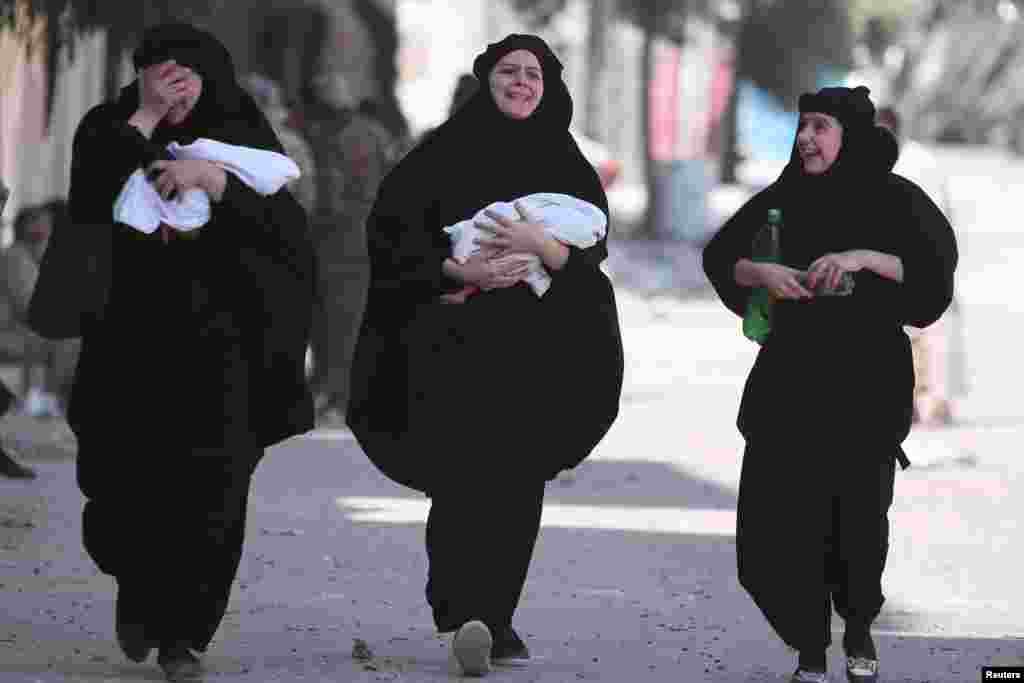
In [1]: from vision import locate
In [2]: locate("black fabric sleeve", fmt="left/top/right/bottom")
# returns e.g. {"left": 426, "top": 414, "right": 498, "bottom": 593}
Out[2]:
{"left": 210, "top": 174, "right": 313, "bottom": 283}
{"left": 549, "top": 157, "right": 610, "bottom": 278}
{"left": 68, "top": 105, "right": 165, "bottom": 223}
{"left": 365, "top": 169, "right": 450, "bottom": 305}
{"left": 702, "top": 190, "right": 771, "bottom": 317}
{"left": 892, "top": 177, "right": 958, "bottom": 328}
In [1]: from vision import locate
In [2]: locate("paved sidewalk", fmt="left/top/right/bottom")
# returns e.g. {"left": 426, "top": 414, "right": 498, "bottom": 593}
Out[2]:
{"left": 0, "top": 431, "right": 1019, "bottom": 683}
{"left": 0, "top": 287, "right": 1019, "bottom": 682}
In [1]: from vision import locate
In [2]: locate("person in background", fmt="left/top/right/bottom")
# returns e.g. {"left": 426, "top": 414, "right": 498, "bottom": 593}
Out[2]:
{"left": 876, "top": 105, "right": 965, "bottom": 426}
{"left": 0, "top": 201, "right": 81, "bottom": 418}
{"left": 447, "top": 73, "right": 481, "bottom": 118}
{"left": 0, "top": 178, "right": 36, "bottom": 479}
{"left": 0, "top": 382, "right": 34, "bottom": 478}
{"left": 238, "top": 73, "right": 317, "bottom": 216}
{"left": 415, "top": 73, "right": 481, "bottom": 149}
{"left": 301, "top": 66, "right": 393, "bottom": 423}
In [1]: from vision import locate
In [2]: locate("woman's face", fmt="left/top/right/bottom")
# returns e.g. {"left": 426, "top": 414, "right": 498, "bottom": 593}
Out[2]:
{"left": 165, "top": 66, "right": 203, "bottom": 126}
{"left": 489, "top": 50, "right": 544, "bottom": 120}
{"left": 796, "top": 112, "right": 843, "bottom": 174}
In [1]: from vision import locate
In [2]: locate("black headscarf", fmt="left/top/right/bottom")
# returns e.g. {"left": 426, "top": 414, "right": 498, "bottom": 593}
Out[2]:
{"left": 776, "top": 86, "right": 897, "bottom": 192}
{"left": 119, "top": 23, "right": 282, "bottom": 153}
{"left": 409, "top": 33, "right": 602, "bottom": 232}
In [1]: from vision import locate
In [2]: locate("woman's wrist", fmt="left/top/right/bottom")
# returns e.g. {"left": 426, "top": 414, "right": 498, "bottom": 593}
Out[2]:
{"left": 734, "top": 258, "right": 767, "bottom": 287}
{"left": 850, "top": 249, "right": 903, "bottom": 282}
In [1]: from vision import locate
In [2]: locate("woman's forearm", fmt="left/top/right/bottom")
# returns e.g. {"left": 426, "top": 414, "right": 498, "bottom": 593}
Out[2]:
{"left": 854, "top": 249, "right": 903, "bottom": 282}
{"left": 734, "top": 258, "right": 765, "bottom": 287}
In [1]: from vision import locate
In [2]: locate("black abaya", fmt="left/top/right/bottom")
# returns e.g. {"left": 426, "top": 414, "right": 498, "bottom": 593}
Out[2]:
{"left": 67, "top": 23, "right": 315, "bottom": 652}
{"left": 348, "top": 34, "right": 624, "bottom": 634}
{"left": 702, "top": 93, "right": 957, "bottom": 654}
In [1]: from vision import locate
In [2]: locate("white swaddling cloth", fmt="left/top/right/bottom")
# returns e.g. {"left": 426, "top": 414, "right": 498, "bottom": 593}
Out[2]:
{"left": 112, "top": 138, "right": 300, "bottom": 234}
{"left": 443, "top": 192, "right": 607, "bottom": 297}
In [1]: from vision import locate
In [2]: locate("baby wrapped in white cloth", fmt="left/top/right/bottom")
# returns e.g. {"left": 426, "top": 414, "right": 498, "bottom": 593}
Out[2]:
{"left": 443, "top": 192, "right": 607, "bottom": 298}
{"left": 112, "top": 138, "right": 300, "bottom": 234}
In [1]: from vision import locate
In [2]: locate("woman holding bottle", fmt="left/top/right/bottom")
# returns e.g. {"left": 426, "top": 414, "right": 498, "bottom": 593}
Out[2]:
{"left": 702, "top": 86, "right": 957, "bottom": 683}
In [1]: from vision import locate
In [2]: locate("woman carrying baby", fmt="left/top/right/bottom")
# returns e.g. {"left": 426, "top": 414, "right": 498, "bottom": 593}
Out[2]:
{"left": 348, "top": 34, "right": 624, "bottom": 676}
{"left": 67, "top": 23, "right": 314, "bottom": 680}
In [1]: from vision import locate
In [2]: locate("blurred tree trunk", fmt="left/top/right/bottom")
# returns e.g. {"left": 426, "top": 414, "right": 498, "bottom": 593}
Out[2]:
{"left": 719, "top": 44, "right": 741, "bottom": 184}
{"left": 718, "top": 0, "right": 853, "bottom": 183}
{"left": 584, "top": 0, "right": 615, "bottom": 142}
{"left": 640, "top": 10, "right": 658, "bottom": 239}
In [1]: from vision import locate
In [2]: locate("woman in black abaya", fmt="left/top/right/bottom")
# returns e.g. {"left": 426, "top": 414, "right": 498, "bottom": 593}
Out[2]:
{"left": 702, "top": 87, "right": 956, "bottom": 683}
{"left": 67, "top": 23, "right": 314, "bottom": 680}
{"left": 348, "top": 35, "right": 623, "bottom": 676}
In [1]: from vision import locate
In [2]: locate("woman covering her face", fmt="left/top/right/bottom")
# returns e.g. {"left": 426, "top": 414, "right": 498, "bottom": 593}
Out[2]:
{"left": 702, "top": 87, "right": 957, "bottom": 683}
{"left": 348, "top": 34, "right": 624, "bottom": 676}
{"left": 66, "top": 23, "right": 315, "bottom": 681}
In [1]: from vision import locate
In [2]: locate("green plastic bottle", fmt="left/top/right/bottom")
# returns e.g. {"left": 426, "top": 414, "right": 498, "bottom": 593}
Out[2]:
{"left": 742, "top": 208, "right": 782, "bottom": 345}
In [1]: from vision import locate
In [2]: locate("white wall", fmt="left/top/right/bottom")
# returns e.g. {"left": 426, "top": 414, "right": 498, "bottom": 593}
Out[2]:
{"left": 395, "top": 0, "right": 524, "bottom": 135}
{"left": 0, "top": 28, "right": 106, "bottom": 237}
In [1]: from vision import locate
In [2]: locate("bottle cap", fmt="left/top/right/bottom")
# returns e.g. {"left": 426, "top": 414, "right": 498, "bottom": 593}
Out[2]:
{"left": 767, "top": 208, "right": 781, "bottom": 223}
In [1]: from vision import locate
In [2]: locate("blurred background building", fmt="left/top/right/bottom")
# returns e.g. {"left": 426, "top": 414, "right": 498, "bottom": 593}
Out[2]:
{"left": 0, "top": 0, "right": 1021, "bottom": 241}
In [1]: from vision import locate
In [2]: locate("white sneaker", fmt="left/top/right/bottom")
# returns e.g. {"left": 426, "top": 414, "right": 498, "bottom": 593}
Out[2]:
{"left": 791, "top": 669, "right": 828, "bottom": 683}
{"left": 23, "top": 388, "right": 47, "bottom": 417}
{"left": 452, "top": 620, "right": 492, "bottom": 677}
{"left": 846, "top": 656, "right": 879, "bottom": 681}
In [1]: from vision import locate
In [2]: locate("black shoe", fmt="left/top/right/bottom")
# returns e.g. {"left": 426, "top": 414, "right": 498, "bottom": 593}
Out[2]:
{"left": 115, "top": 582, "right": 155, "bottom": 663}
{"left": 491, "top": 626, "right": 530, "bottom": 666}
{"left": 158, "top": 644, "right": 203, "bottom": 681}
{"left": 0, "top": 446, "right": 35, "bottom": 479}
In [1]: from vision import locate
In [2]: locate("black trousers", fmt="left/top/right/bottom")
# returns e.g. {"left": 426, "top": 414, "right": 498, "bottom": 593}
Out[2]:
{"left": 425, "top": 480, "right": 545, "bottom": 633}
{"left": 79, "top": 446, "right": 261, "bottom": 651}
{"left": 736, "top": 440, "right": 896, "bottom": 652}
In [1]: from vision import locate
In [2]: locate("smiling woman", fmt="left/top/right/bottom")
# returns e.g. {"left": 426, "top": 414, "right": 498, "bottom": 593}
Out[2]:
{"left": 796, "top": 111, "right": 843, "bottom": 175}
{"left": 488, "top": 49, "right": 544, "bottom": 120}
{"left": 348, "top": 32, "right": 623, "bottom": 678}
{"left": 702, "top": 86, "right": 958, "bottom": 683}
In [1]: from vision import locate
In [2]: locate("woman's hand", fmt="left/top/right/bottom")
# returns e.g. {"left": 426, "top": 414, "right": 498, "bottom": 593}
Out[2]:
{"left": 129, "top": 61, "right": 193, "bottom": 136}
{"left": 444, "top": 251, "right": 532, "bottom": 291}
{"left": 736, "top": 259, "right": 813, "bottom": 300}
{"left": 475, "top": 201, "right": 570, "bottom": 271}
{"left": 806, "top": 251, "right": 866, "bottom": 292}
{"left": 474, "top": 201, "right": 548, "bottom": 255}
{"left": 147, "top": 159, "right": 225, "bottom": 201}
{"left": 809, "top": 249, "right": 904, "bottom": 284}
